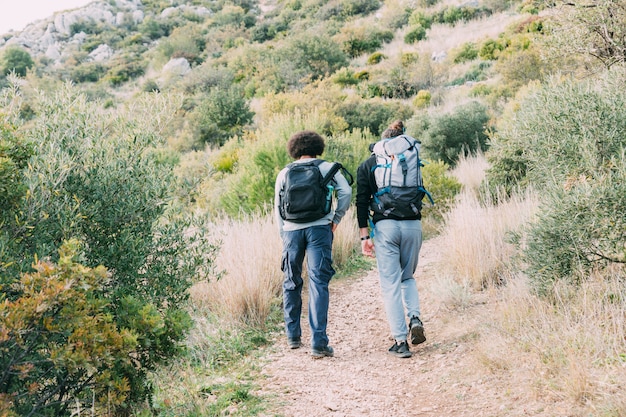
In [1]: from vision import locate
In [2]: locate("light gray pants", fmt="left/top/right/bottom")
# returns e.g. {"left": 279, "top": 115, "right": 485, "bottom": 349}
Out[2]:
{"left": 374, "top": 219, "right": 422, "bottom": 341}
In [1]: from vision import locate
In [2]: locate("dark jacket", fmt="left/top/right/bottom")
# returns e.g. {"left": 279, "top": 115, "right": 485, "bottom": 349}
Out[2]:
{"left": 355, "top": 154, "right": 421, "bottom": 229}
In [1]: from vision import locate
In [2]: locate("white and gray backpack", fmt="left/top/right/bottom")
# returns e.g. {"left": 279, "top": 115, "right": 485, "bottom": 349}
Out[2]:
{"left": 370, "top": 135, "right": 434, "bottom": 217}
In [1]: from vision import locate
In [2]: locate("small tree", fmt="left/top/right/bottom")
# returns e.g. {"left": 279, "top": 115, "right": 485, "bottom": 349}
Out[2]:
{"left": 191, "top": 85, "right": 254, "bottom": 147}
{"left": 0, "top": 47, "right": 34, "bottom": 77}
{"left": 486, "top": 71, "right": 626, "bottom": 292}
{"left": 420, "top": 101, "right": 490, "bottom": 167}
{"left": 0, "top": 241, "right": 137, "bottom": 416}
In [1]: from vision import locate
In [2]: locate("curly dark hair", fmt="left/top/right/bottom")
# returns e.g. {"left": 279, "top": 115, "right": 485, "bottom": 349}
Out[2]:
{"left": 286, "top": 130, "right": 325, "bottom": 159}
{"left": 381, "top": 120, "right": 404, "bottom": 139}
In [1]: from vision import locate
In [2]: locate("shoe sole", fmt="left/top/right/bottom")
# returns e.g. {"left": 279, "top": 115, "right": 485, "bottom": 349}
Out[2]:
{"left": 289, "top": 343, "right": 301, "bottom": 349}
{"left": 311, "top": 348, "right": 334, "bottom": 358}
{"left": 388, "top": 350, "right": 412, "bottom": 358}
{"left": 410, "top": 325, "right": 426, "bottom": 345}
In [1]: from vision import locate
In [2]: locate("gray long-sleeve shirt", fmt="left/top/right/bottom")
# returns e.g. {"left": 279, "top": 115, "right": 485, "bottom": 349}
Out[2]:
{"left": 274, "top": 158, "right": 352, "bottom": 235}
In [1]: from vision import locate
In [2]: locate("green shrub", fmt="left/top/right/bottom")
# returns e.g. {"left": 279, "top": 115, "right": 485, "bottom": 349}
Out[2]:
{"left": 0, "top": 241, "right": 137, "bottom": 415}
{"left": 408, "top": 10, "right": 432, "bottom": 29}
{"left": 479, "top": 38, "right": 506, "bottom": 60}
{"left": 447, "top": 61, "right": 491, "bottom": 86}
{"left": 2, "top": 85, "right": 219, "bottom": 411}
{"left": 367, "top": 51, "right": 387, "bottom": 65}
{"left": 0, "top": 117, "right": 33, "bottom": 276}
{"left": 69, "top": 62, "right": 107, "bottom": 83}
{"left": 217, "top": 112, "right": 374, "bottom": 217}
{"left": 156, "top": 24, "right": 205, "bottom": 65}
{"left": 69, "top": 20, "right": 103, "bottom": 36}
{"left": 413, "top": 89, "right": 431, "bottom": 108}
{"left": 495, "top": 47, "right": 545, "bottom": 89}
{"left": 420, "top": 160, "right": 462, "bottom": 223}
{"left": 420, "top": 101, "right": 490, "bottom": 167}
{"left": 316, "top": 0, "right": 382, "bottom": 21}
{"left": 337, "top": 98, "right": 413, "bottom": 136}
{"left": 337, "top": 26, "right": 395, "bottom": 58}
{"left": 486, "top": 71, "right": 626, "bottom": 291}
{"left": 138, "top": 17, "right": 172, "bottom": 40}
{"left": 404, "top": 25, "right": 427, "bottom": 44}
{"left": 362, "top": 65, "right": 427, "bottom": 99}
{"left": 0, "top": 46, "right": 34, "bottom": 77}
{"left": 105, "top": 55, "right": 145, "bottom": 86}
{"left": 453, "top": 42, "right": 479, "bottom": 63}
{"left": 332, "top": 67, "right": 360, "bottom": 86}
{"left": 189, "top": 85, "right": 255, "bottom": 148}
{"left": 283, "top": 33, "right": 349, "bottom": 81}
{"left": 401, "top": 52, "right": 419, "bottom": 66}
{"left": 0, "top": 118, "right": 32, "bottom": 221}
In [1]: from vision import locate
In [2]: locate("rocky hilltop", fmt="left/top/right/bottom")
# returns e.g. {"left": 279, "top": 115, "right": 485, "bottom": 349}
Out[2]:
{"left": 0, "top": 0, "right": 211, "bottom": 66}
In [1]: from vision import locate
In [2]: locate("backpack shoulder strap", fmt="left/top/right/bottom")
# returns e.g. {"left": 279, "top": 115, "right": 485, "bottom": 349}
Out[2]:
{"left": 321, "top": 162, "right": 342, "bottom": 187}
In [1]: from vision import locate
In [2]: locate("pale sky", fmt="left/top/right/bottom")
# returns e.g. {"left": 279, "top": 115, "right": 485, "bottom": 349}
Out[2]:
{"left": 0, "top": 0, "right": 93, "bottom": 35}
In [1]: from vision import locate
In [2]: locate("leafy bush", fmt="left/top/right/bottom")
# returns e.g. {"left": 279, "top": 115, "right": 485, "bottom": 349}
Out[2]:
{"left": 401, "top": 52, "right": 419, "bottom": 66}
{"left": 495, "top": 47, "right": 545, "bottom": 89}
{"left": 189, "top": 85, "right": 255, "bottom": 148}
{"left": 283, "top": 33, "right": 349, "bottom": 81}
{"left": 408, "top": 10, "right": 432, "bottom": 29}
{"left": 486, "top": 71, "right": 626, "bottom": 291}
{"left": 404, "top": 25, "right": 427, "bottom": 44}
{"left": 412, "top": 89, "right": 431, "bottom": 108}
{"left": 316, "top": 0, "right": 382, "bottom": 21}
{"left": 367, "top": 51, "right": 387, "bottom": 65}
{"left": 331, "top": 67, "right": 360, "bottom": 86}
{"left": 447, "top": 61, "right": 491, "bottom": 86}
{"left": 156, "top": 24, "right": 205, "bottom": 66}
{"left": 337, "top": 98, "right": 413, "bottom": 136}
{"left": 453, "top": 42, "right": 479, "bottom": 63}
{"left": 217, "top": 111, "right": 374, "bottom": 217}
{"left": 479, "top": 38, "right": 506, "bottom": 60}
{"left": 336, "top": 26, "right": 394, "bottom": 58}
{"left": 0, "top": 116, "right": 33, "bottom": 276}
{"left": 420, "top": 160, "right": 462, "bottom": 223}
{"left": 0, "top": 47, "right": 34, "bottom": 77}
{"left": 69, "top": 62, "right": 107, "bottom": 83}
{"left": 362, "top": 64, "right": 431, "bottom": 99}
{"left": 420, "top": 101, "right": 490, "bottom": 166}
{"left": 1, "top": 85, "right": 219, "bottom": 411}
{"left": 0, "top": 241, "right": 136, "bottom": 415}
{"left": 432, "top": 5, "right": 492, "bottom": 25}
{"left": 0, "top": 118, "right": 32, "bottom": 221}
{"left": 138, "top": 17, "right": 172, "bottom": 40}
{"left": 104, "top": 54, "right": 145, "bottom": 86}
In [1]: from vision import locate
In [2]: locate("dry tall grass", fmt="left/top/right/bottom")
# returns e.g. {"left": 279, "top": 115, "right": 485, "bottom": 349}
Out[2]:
{"left": 491, "top": 269, "right": 626, "bottom": 411}
{"left": 439, "top": 153, "right": 626, "bottom": 413}
{"left": 190, "top": 208, "right": 360, "bottom": 327}
{"left": 441, "top": 153, "right": 538, "bottom": 290}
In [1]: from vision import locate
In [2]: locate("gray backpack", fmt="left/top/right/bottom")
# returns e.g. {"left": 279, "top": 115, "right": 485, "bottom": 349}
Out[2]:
{"left": 370, "top": 135, "right": 433, "bottom": 217}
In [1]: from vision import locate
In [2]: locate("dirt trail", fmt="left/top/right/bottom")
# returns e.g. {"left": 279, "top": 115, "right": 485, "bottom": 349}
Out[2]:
{"left": 257, "top": 236, "right": 555, "bottom": 417}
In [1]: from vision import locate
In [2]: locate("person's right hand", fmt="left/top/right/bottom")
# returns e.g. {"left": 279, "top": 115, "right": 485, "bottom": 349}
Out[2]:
{"left": 361, "top": 238, "right": 375, "bottom": 258}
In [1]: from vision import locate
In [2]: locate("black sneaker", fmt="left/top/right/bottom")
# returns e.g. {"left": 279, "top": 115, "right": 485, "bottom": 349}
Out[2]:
{"left": 388, "top": 341, "right": 412, "bottom": 358}
{"left": 288, "top": 337, "right": 301, "bottom": 349}
{"left": 409, "top": 316, "right": 426, "bottom": 345}
{"left": 311, "top": 345, "right": 334, "bottom": 358}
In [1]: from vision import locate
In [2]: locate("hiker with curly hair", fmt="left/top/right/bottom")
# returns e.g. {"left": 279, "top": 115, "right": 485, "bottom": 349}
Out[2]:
{"left": 275, "top": 130, "right": 352, "bottom": 358}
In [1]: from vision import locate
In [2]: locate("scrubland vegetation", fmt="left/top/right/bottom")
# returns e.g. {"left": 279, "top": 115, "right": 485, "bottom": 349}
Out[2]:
{"left": 0, "top": 0, "right": 624, "bottom": 414}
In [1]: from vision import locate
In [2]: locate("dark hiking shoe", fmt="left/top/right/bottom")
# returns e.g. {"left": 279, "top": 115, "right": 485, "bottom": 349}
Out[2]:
{"left": 409, "top": 316, "right": 426, "bottom": 345}
{"left": 388, "top": 341, "right": 412, "bottom": 358}
{"left": 288, "top": 337, "right": 301, "bottom": 349}
{"left": 311, "top": 345, "right": 334, "bottom": 358}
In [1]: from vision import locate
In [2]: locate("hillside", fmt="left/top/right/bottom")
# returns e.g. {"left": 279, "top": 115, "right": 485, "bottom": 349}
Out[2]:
{"left": 1, "top": 0, "right": 625, "bottom": 415}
